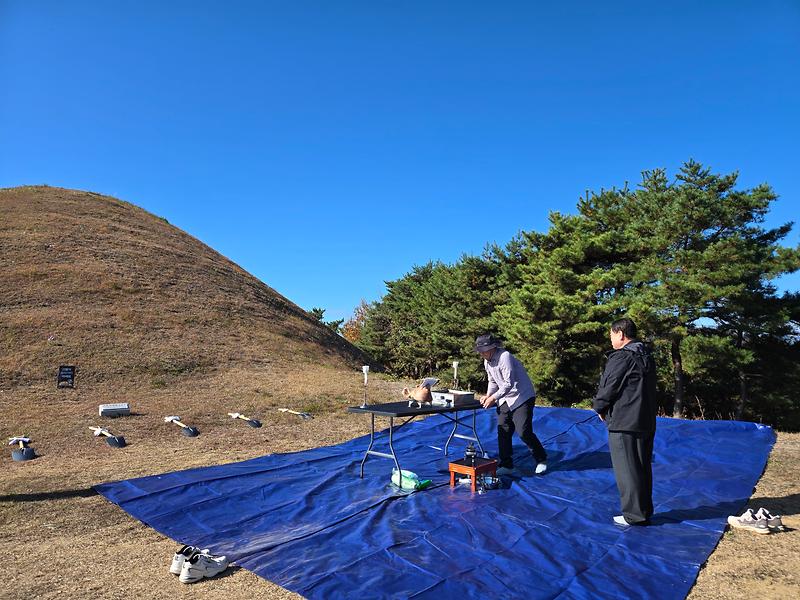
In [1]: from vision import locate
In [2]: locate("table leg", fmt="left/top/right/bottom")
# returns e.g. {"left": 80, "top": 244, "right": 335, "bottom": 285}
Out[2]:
{"left": 388, "top": 416, "right": 402, "bottom": 488}
{"left": 472, "top": 409, "right": 485, "bottom": 455}
{"left": 444, "top": 411, "right": 459, "bottom": 455}
{"left": 359, "top": 413, "right": 376, "bottom": 478}
{"left": 450, "top": 470, "right": 455, "bottom": 487}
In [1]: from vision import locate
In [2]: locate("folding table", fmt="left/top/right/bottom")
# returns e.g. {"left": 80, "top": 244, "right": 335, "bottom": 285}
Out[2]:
{"left": 347, "top": 400, "right": 486, "bottom": 488}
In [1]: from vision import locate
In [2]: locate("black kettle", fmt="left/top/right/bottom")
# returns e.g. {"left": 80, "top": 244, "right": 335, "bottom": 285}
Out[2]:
{"left": 464, "top": 442, "right": 478, "bottom": 465}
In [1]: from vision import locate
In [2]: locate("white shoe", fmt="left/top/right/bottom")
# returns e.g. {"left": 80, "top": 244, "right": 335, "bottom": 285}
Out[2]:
{"left": 170, "top": 545, "right": 207, "bottom": 575}
{"left": 727, "top": 509, "right": 770, "bottom": 535}
{"left": 754, "top": 507, "right": 785, "bottom": 532}
{"left": 179, "top": 552, "right": 229, "bottom": 583}
{"left": 535, "top": 462, "right": 547, "bottom": 475}
{"left": 613, "top": 515, "right": 630, "bottom": 526}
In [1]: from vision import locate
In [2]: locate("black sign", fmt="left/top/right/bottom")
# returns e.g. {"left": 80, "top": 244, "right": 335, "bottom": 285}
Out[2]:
{"left": 57, "top": 365, "right": 76, "bottom": 388}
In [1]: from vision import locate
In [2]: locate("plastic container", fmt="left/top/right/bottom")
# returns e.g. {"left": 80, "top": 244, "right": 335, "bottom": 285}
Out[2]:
{"left": 391, "top": 469, "right": 419, "bottom": 489}
{"left": 391, "top": 469, "right": 433, "bottom": 490}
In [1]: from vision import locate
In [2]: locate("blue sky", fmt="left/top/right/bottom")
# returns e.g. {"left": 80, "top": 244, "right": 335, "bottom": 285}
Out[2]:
{"left": 2, "top": 1, "right": 799, "bottom": 321}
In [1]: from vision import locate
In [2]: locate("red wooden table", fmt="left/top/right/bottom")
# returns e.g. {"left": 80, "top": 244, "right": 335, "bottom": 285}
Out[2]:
{"left": 449, "top": 457, "right": 498, "bottom": 492}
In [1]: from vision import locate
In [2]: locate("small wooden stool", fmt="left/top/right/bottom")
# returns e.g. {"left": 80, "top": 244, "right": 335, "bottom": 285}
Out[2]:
{"left": 449, "top": 457, "right": 498, "bottom": 493}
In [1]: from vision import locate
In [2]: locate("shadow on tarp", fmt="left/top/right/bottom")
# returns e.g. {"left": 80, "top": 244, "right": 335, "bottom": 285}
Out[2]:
{"left": 95, "top": 407, "right": 775, "bottom": 600}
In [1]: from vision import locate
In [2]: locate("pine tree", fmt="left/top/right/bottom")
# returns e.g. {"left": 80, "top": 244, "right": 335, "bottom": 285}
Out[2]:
{"left": 355, "top": 160, "right": 800, "bottom": 427}
{"left": 623, "top": 161, "right": 799, "bottom": 416}
{"left": 495, "top": 209, "right": 624, "bottom": 404}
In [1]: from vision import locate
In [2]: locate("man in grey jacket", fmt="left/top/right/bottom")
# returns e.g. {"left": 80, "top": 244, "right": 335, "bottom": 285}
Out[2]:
{"left": 476, "top": 334, "right": 548, "bottom": 476}
{"left": 592, "top": 318, "right": 658, "bottom": 526}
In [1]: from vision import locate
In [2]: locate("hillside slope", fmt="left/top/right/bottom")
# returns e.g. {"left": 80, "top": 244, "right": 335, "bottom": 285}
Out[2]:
{"left": 0, "top": 185, "right": 407, "bottom": 599}
{"left": 0, "top": 185, "right": 366, "bottom": 388}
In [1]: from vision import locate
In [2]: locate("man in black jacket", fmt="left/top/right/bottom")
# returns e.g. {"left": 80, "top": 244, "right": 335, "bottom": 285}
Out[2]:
{"left": 592, "top": 318, "right": 657, "bottom": 526}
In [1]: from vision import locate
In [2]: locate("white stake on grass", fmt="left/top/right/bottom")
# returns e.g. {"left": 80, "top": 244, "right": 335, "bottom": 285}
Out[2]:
{"left": 89, "top": 426, "right": 126, "bottom": 448}
{"left": 8, "top": 436, "right": 36, "bottom": 461}
{"left": 8, "top": 436, "right": 31, "bottom": 449}
{"left": 227, "top": 412, "right": 262, "bottom": 428}
{"left": 278, "top": 408, "right": 312, "bottom": 420}
{"left": 164, "top": 415, "right": 200, "bottom": 437}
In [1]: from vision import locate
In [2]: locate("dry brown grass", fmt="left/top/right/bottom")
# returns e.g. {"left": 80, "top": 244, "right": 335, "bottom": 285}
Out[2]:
{"left": 0, "top": 373, "right": 409, "bottom": 600}
{"left": 1, "top": 186, "right": 798, "bottom": 599}
{"left": 688, "top": 433, "right": 800, "bottom": 599}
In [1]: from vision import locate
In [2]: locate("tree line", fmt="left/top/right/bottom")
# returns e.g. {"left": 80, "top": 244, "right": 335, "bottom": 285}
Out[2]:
{"left": 342, "top": 161, "right": 800, "bottom": 430}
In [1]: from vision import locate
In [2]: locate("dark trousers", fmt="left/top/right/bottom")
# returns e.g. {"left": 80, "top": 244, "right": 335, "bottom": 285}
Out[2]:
{"left": 496, "top": 398, "right": 547, "bottom": 468}
{"left": 608, "top": 430, "right": 655, "bottom": 524}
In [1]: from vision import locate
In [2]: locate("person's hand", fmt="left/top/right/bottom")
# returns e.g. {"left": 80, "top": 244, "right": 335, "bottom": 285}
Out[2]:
{"left": 481, "top": 395, "right": 497, "bottom": 409}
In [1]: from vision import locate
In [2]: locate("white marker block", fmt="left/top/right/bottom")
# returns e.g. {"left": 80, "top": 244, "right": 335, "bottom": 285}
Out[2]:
{"left": 99, "top": 403, "right": 130, "bottom": 417}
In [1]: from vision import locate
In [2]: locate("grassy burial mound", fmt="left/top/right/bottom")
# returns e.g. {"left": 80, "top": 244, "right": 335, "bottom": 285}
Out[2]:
{"left": 0, "top": 185, "right": 367, "bottom": 388}
{"left": 0, "top": 185, "right": 410, "bottom": 598}
{"left": 0, "top": 185, "right": 407, "bottom": 472}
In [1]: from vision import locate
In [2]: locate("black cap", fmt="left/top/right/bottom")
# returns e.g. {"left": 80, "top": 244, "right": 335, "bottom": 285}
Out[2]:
{"left": 475, "top": 334, "right": 502, "bottom": 353}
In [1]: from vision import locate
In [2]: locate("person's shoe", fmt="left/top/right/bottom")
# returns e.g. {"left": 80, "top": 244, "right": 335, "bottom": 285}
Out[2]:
{"left": 613, "top": 515, "right": 651, "bottom": 526}
{"left": 754, "top": 507, "right": 785, "bottom": 532}
{"left": 170, "top": 545, "right": 203, "bottom": 575}
{"left": 179, "top": 551, "right": 230, "bottom": 583}
{"left": 496, "top": 466, "right": 516, "bottom": 477}
{"left": 535, "top": 462, "right": 547, "bottom": 475}
{"left": 727, "top": 509, "right": 770, "bottom": 534}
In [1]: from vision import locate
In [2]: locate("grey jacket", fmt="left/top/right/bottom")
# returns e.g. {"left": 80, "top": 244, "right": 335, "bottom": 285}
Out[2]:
{"left": 485, "top": 349, "right": 536, "bottom": 411}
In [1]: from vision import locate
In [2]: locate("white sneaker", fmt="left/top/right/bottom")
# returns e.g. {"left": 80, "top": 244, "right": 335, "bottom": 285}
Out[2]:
{"left": 179, "top": 551, "right": 229, "bottom": 583}
{"left": 754, "top": 507, "right": 785, "bottom": 532}
{"left": 535, "top": 462, "right": 547, "bottom": 475}
{"left": 613, "top": 515, "right": 630, "bottom": 526}
{"left": 727, "top": 509, "right": 770, "bottom": 535}
{"left": 170, "top": 545, "right": 199, "bottom": 575}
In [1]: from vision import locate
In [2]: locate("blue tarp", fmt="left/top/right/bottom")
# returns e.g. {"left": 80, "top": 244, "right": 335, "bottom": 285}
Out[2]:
{"left": 95, "top": 407, "right": 774, "bottom": 599}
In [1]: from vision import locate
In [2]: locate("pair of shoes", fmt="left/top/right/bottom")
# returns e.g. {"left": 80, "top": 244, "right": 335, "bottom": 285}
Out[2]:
{"left": 535, "top": 462, "right": 547, "bottom": 475}
{"left": 170, "top": 545, "right": 229, "bottom": 583}
{"left": 726, "top": 509, "right": 770, "bottom": 535}
{"left": 754, "top": 507, "right": 785, "bottom": 532}
{"left": 496, "top": 466, "right": 516, "bottom": 477}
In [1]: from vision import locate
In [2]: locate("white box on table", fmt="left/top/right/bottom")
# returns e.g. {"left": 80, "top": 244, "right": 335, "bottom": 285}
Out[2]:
{"left": 430, "top": 390, "right": 474, "bottom": 406}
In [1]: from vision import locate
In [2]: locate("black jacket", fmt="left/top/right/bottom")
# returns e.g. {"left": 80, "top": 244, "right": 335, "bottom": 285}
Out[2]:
{"left": 592, "top": 340, "right": 657, "bottom": 432}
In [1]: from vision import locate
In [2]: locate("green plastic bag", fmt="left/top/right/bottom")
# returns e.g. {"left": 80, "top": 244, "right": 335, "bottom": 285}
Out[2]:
{"left": 391, "top": 469, "right": 432, "bottom": 490}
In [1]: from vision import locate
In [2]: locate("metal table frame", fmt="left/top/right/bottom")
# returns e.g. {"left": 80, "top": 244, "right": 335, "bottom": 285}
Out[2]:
{"left": 347, "top": 401, "right": 486, "bottom": 488}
